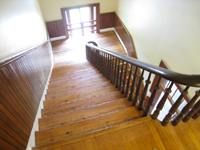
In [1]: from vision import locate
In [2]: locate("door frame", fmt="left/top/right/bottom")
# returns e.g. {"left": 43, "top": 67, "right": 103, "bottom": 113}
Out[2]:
{"left": 61, "top": 3, "right": 100, "bottom": 38}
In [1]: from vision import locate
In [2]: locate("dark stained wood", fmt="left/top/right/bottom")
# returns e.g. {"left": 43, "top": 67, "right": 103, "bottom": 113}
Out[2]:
{"left": 114, "top": 13, "right": 137, "bottom": 58}
{"left": 0, "top": 41, "right": 53, "bottom": 149}
{"left": 162, "top": 86, "right": 190, "bottom": 126}
{"left": 46, "top": 20, "right": 65, "bottom": 38}
{"left": 100, "top": 12, "right": 115, "bottom": 29}
{"left": 172, "top": 90, "right": 200, "bottom": 126}
{"left": 182, "top": 100, "right": 200, "bottom": 122}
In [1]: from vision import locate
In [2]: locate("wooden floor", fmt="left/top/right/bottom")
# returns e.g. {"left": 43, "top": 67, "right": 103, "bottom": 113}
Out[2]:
{"left": 33, "top": 31, "right": 200, "bottom": 150}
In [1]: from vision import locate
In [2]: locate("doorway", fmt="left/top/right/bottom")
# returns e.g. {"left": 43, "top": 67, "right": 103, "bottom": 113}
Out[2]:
{"left": 61, "top": 3, "right": 100, "bottom": 38}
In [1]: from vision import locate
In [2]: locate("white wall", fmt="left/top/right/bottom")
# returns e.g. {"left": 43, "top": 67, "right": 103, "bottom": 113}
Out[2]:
{"left": 0, "top": 0, "right": 47, "bottom": 60}
{"left": 38, "top": 0, "right": 117, "bottom": 21}
{"left": 116, "top": 0, "right": 200, "bottom": 97}
{"left": 116, "top": 0, "right": 200, "bottom": 75}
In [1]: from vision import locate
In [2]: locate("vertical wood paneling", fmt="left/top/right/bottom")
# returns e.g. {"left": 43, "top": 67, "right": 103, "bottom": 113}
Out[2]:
{"left": 46, "top": 20, "right": 65, "bottom": 38}
{"left": 100, "top": 12, "right": 115, "bottom": 29}
{"left": 114, "top": 13, "right": 137, "bottom": 58}
{"left": 0, "top": 41, "right": 53, "bottom": 150}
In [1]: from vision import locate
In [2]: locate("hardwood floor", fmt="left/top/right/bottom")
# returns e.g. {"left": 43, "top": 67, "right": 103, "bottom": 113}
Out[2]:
{"left": 33, "top": 31, "right": 200, "bottom": 150}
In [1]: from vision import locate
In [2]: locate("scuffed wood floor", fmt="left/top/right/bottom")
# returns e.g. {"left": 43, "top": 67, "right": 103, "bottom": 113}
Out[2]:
{"left": 33, "top": 31, "right": 200, "bottom": 150}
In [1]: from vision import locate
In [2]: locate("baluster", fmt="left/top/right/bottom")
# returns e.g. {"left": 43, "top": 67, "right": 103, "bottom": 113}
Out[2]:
{"left": 151, "top": 82, "right": 174, "bottom": 119}
{"left": 113, "top": 57, "right": 117, "bottom": 85}
{"left": 129, "top": 67, "right": 138, "bottom": 101}
{"left": 118, "top": 61, "right": 124, "bottom": 91}
{"left": 125, "top": 65, "right": 133, "bottom": 97}
{"left": 107, "top": 54, "right": 110, "bottom": 79}
{"left": 192, "top": 109, "right": 200, "bottom": 119}
{"left": 182, "top": 99, "right": 200, "bottom": 122}
{"left": 109, "top": 55, "right": 113, "bottom": 82}
{"left": 122, "top": 62, "right": 128, "bottom": 94}
{"left": 138, "top": 72, "right": 152, "bottom": 110}
{"left": 143, "top": 77, "right": 161, "bottom": 117}
{"left": 132, "top": 69, "right": 144, "bottom": 106}
{"left": 100, "top": 52, "right": 103, "bottom": 73}
{"left": 105, "top": 53, "right": 109, "bottom": 79}
{"left": 116, "top": 59, "right": 120, "bottom": 88}
{"left": 161, "top": 86, "right": 190, "bottom": 126}
{"left": 172, "top": 90, "right": 200, "bottom": 126}
{"left": 102, "top": 52, "right": 105, "bottom": 76}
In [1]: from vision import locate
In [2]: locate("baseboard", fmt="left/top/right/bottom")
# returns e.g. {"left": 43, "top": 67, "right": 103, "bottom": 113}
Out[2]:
{"left": 26, "top": 63, "right": 53, "bottom": 150}
{"left": 113, "top": 29, "right": 128, "bottom": 56}
{"left": 100, "top": 27, "right": 115, "bottom": 33}
{"left": 50, "top": 35, "right": 66, "bottom": 41}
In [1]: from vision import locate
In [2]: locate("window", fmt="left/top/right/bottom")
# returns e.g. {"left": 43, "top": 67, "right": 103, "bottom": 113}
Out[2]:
{"left": 61, "top": 3, "right": 100, "bottom": 38}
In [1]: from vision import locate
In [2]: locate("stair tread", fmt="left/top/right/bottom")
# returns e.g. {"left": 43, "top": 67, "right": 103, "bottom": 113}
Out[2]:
{"left": 46, "top": 80, "right": 114, "bottom": 100}
{"left": 49, "top": 70, "right": 103, "bottom": 84}
{"left": 47, "top": 77, "right": 108, "bottom": 92}
{"left": 48, "top": 73, "right": 106, "bottom": 89}
{"left": 33, "top": 116, "right": 150, "bottom": 150}
{"left": 44, "top": 85, "right": 118, "bottom": 107}
{"left": 35, "top": 107, "right": 142, "bottom": 146}
{"left": 42, "top": 91, "right": 125, "bottom": 117}
{"left": 39, "top": 98, "right": 131, "bottom": 130}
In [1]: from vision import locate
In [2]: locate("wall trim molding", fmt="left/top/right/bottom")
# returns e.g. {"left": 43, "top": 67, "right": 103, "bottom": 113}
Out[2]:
{"left": 50, "top": 36, "right": 66, "bottom": 41}
{"left": 100, "top": 27, "right": 114, "bottom": 33}
{"left": 26, "top": 63, "right": 53, "bottom": 150}
{"left": 113, "top": 28, "right": 128, "bottom": 56}
{"left": 0, "top": 41, "right": 48, "bottom": 68}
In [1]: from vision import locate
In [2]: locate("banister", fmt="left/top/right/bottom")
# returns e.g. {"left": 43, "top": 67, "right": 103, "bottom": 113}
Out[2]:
{"left": 86, "top": 42, "right": 200, "bottom": 87}
{"left": 86, "top": 41, "right": 200, "bottom": 126}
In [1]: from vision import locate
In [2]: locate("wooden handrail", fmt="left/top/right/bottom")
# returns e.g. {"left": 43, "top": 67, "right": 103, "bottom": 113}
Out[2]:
{"left": 86, "top": 41, "right": 200, "bottom": 126}
{"left": 86, "top": 42, "right": 200, "bottom": 87}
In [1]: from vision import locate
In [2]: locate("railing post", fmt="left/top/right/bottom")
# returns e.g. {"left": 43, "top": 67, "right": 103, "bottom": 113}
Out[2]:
{"left": 182, "top": 99, "right": 200, "bottom": 122}
{"left": 161, "top": 86, "right": 189, "bottom": 126}
{"left": 143, "top": 77, "right": 161, "bottom": 117}
{"left": 132, "top": 69, "right": 144, "bottom": 106}
{"left": 129, "top": 67, "right": 138, "bottom": 101}
{"left": 192, "top": 109, "right": 200, "bottom": 119}
{"left": 125, "top": 65, "right": 133, "bottom": 97}
{"left": 113, "top": 57, "right": 117, "bottom": 85}
{"left": 138, "top": 72, "right": 152, "bottom": 110}
{"left": 116, "top": 59, "right": 120, "bottom": 88}
{"left": 118, "top": 61, "right": 124, "bottom": 91}
{"left": 122, "top": 62, "right": 128, "bottom": 94}
{"left": 172, "top": 90, "right": 200, "bottom": 126}
{"left": 151, "top": 82, "right": 174, "bottom": 119}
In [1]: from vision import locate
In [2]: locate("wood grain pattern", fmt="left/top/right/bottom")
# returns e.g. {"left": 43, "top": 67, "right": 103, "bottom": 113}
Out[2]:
{"left": 0, "top": 41, "right": 53, "bottom": 149}
{"left": 100, "top": 12, "right": 115, "bottom": 29}
{"left": 46, "top": 20, "right": 65, "bottom": 38}
{"left": 114, "top": 13, "right": 137, "bottom": 58}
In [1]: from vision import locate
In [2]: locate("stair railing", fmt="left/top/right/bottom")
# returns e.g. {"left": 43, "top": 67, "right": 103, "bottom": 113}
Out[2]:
{"left": 86, "top": 41, "right": 200, "bottom": 126}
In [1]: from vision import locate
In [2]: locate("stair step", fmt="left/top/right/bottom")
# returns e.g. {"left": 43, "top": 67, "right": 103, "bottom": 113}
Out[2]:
{"left": 46, "top": 80, "right": 114, "bottom": 100}
{"left": 49, "top": 67, "right": 100, "bottom": 82}
{"left": 35, "top": 107, "right": 142, "bottom": 146}
{"left": 33, "top": 116, "right": 150, "bottom": 150}
{"left": 47, "top": 77, "right": 108, "bottom": 93}
{"left": 48, "top": 73, "right": 104, "bottom": 88}
{"left": 42, "top": 91, "right": 125, "bottom": 117}
{"left": 43, "top": 86, "right": 118, "bottom": 108}
{"left": 39, "top": 98, "right": 131, "bottom": 130}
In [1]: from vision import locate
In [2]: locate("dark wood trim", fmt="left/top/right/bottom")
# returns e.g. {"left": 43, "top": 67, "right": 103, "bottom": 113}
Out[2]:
{"left": 0, "top": 41, "right": 53, "bottom": 149}
{"left": 100, "top": 12, "right": 115, "bottom": 29}
{"left": 0, "top": 41, "right": 48, "bottom": 68}
{"left": 46, "top": 20, "right": 65, "bottom": 38}
{"left": 114, "top": 12, "right": 137, "bottom": 58}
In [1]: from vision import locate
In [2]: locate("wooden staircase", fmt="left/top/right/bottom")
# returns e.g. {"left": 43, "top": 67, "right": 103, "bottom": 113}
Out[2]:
{"left": 33, "top": 32, "right": 143, "bottom": 149}
{"left": 33, "top": 32, "right": 200, "bottom": 150}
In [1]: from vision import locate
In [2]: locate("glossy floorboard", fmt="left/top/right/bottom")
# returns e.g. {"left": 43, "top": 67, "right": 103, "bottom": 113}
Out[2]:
{"left": 33, "top": 32, "right": 200, "bottom": 150}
